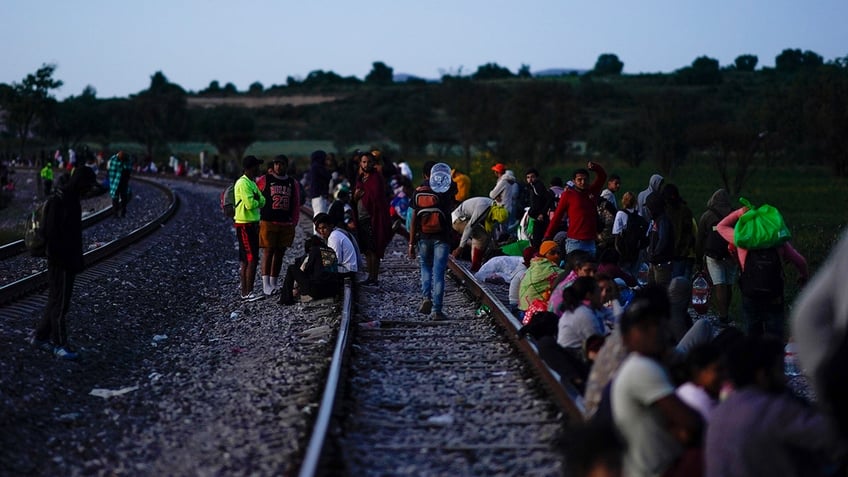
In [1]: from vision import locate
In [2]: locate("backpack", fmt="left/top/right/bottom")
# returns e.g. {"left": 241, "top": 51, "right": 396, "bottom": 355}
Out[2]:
{"left": 221, "top": 182, "right": 240, "bottom": 218}
{"left": 617, "top": 210, "right": 649, "bottom": 261}
{"left": 414, "top": 185, "right": 446, "bottom": 234}
{"left": 25, "top": 190, "right": 62, "bottom": 257}
{"left": 703, "top": 219, "right": 730, "bottom": 259}
{"left": 739, "top": 247, "right": 784, "bottom": 300}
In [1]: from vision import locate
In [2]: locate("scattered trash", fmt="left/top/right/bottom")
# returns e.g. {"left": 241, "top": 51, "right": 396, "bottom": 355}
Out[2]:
{"left": 57, "top": 413, "right": 81, "bottom": 422}
{"left": 229, "top": 312, "right": 240, "bottom": 320}
{"left": 148, "top": 372, "right": 163, "bottom": 382}
{"left": 426, "top": 414, "right": 455, "bottom": 426}
{"left": 475, "top": 305, "right": 491, "bottom": 317}
{"left": 490, "top": 370, "right": 508, "bottom": 377}
{"left": 359, "top": 320, "right": 381, "bottom": 329}
{"left": 152, "top": 334, "right": 168, "bottom": 342}
{"left": 89, "top": 386, "right": 139, "bottom": 399}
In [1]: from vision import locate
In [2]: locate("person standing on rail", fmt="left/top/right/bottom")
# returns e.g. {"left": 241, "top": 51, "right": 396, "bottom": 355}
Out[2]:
{"left": 30, "top": 165, "right": 97, "bottom": 360}
{"left": 409, "top": 161, "right": 456, "bottom": 320}
{"left": 107, "top": 150, "right": 132, "bottom": 218}
{"left": 234, "top": 155, "right": 266, "bottom": 301}
{"left": 255, "top": 154, "right": 300, "bottom": 296}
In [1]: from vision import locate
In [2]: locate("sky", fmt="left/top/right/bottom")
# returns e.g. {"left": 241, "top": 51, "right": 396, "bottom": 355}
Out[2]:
{"left": 2, "top": 0, "right": 846, "bottom": 100}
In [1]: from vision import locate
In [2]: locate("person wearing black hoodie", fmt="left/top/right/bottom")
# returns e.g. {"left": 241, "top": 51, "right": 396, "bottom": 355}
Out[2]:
{"left": 30, "top": 165, "right": 97, "bottom": 360}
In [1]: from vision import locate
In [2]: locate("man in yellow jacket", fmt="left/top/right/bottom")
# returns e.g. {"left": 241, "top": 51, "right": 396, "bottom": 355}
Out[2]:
{"left": 234, "top": 155, "right": 266, "bottom": 301}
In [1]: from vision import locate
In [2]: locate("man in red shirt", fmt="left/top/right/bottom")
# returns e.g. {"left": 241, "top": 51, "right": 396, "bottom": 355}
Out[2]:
{"left": 544, "top": 162, "right": 607, "bottom": 258}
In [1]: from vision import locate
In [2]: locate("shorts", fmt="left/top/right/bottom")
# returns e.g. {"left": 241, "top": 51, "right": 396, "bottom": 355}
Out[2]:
{"left": 706, "top": 256, "right": 737, "bottom": 285}
{"left": 235, "top": 222, "right": 260, "bottom": 264}
{"left": 260, "top": 222, "right": 295, "bottom": 249}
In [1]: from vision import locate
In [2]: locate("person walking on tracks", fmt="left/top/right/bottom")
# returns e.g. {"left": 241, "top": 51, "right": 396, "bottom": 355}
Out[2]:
{"left": 255, "top": 154, "right": 300, "bottom": 296}
{"left": 409, "top": 161, "right": 455, "bottom": 320}
{"left": 353, "top": 151, "right": 391, "bottom": 286}
{"left": 30, "top": 166, "right": 97, "bottom": 360}
{"left": 234, "top": 155, "right": 266, "bottom": 302}
{"left": 107, "top": 150, "right": 132, "bottom": 218}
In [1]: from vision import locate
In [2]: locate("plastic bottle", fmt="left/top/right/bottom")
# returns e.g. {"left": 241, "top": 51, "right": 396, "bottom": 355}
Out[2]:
{"left": 784, "top": 342, "right": 801, "bottom": 377}
{"left": 637, "top": 262, "right": 649, "bottom": 287}
{"left": 691, "top": 274, "right": 710, "bottom": 315}
{"left": 430, "top": 163, "right": 452, "bottom": 193}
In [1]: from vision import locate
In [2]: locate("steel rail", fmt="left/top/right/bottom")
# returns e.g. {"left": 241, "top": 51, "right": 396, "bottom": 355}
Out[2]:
{"left": 297, "top": 277, "right": 354, "bottom": 477}
{"left": 446, "top": 256, "right": 587, "bottom": 422}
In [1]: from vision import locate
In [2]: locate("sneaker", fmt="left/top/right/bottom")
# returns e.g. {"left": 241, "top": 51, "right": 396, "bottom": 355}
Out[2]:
{"left": 418, "top": 299, "right": 432, "bottom": 315}
{"left": 240, "top": 292, "right": 263, "bottom": 302}
{"left": 430, "top": 311, "right": 448, "bottom": 321}
{"left": 29, "top": 335, "right": 54, "bottom": 353}
{"left": 53, "top": 346, "right": 79, "bottom": 361}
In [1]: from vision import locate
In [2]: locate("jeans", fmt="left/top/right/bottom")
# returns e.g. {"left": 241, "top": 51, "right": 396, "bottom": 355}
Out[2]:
{"left": 418, "top": 239, "right": 450, "bottom": 313}
{"left": 566, "top": 238, "right": 596, "bottom": 258}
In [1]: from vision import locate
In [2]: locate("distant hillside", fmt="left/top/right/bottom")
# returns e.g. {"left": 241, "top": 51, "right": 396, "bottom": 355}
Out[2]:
{"left": 533, "top": 68, "right": 589, "bottom": 77}
{"left": 392, "top": 68, "right": 589, "bottom": 83}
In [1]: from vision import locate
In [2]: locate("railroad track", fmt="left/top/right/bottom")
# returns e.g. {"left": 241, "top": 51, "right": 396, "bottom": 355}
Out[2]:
{"left": 297, "top": 235, "right": 584, "bottom": 476}
{"left": 0, "top": 176, "right": 178, "bottom": 305}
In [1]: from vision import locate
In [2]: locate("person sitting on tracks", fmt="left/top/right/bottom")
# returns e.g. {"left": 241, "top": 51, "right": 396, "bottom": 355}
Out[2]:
{"left": 279, "top": 234, "right": 341, "bottom": 306}
{"left": 313, "top": 213, "right": 359, "bottom": 278}
{"left": 517, "top": 240, "right": 564, "bottom": 321}
{"left": 548, "top": 249, "right": 597, "bottom": 319}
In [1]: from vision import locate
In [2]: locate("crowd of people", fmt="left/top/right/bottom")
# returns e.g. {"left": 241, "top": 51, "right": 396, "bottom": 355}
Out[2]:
{"left": 26, "top": 143, "right": 844, "bottom": 474}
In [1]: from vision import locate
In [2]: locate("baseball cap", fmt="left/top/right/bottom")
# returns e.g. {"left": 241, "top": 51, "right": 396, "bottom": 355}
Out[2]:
{"left": 242, "top": 155, "right": 263, "bottom": 169}
{"left": 271, "top": 154, "right": 288, "bottom": 164}
{"left": 491, "top": 163, "right": 506, "bottom": 174}
{"left": 539, "top": 240, "right": 559, "bottom": 257}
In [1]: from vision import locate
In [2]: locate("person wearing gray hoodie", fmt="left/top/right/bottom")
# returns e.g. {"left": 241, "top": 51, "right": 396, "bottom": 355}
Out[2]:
{"left": 696, "top": 188, "right": 735, "bottom": 324}
{"left": 637, "top": 174, "right": 664, "bottom": 221}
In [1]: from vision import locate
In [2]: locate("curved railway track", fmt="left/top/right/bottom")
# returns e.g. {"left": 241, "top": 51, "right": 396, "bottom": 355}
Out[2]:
{"left": 2, "top": 174, "right": 583, "bottom": 475}
{"left": 0, "top": 177, "right": 179, "bottom": 306}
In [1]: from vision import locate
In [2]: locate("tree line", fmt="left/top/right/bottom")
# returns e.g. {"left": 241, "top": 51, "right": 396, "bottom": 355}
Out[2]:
{"left": 1, "top": 48, "right": 847, "bottom": 195}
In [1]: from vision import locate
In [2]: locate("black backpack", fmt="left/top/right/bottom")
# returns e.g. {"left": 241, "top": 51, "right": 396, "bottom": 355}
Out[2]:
{"left": 739, "top": 247, "right": 784, "bottom": 300}
{"left": 24, "top": 190, "right": 62, "bottom": 257}
{"left": 616, "top": 210, "right": 649, "bottom": 261}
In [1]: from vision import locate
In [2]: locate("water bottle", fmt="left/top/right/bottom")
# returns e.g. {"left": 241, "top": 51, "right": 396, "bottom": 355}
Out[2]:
{"left": 691, "top": 274, "right": 710, "bottom": 315}
{"left": 637, "top": 262, "right": 649, "bottom": 287}
{"left": 476, "top": 304, "right": 491, "bottom": 318}
{"left": 784, "top": 342, "right": 801, "bottom": 377}
{"left": 430, "top": 163, "right": 452, "bottom": 193}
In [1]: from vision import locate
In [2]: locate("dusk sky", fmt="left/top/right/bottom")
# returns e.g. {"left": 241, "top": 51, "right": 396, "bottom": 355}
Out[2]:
{"left": 3, "top": 0, "right": 846, "bottom": 99}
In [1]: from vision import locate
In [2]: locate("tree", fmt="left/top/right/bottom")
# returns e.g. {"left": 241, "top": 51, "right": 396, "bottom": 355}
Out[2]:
{"left": 498, "top": 81, "right": 579, "bottom": 168}
{"left": 639, "top": 90, "right": 691, "bottom": 175}
{"left": 775, "top": 49, "right": 823, "bottom": 72}
{"left": 123, "top": 71, "right": 188, "bottom": 161}
{"left": 47, "top": 85, "right": 110, "bottom": 153}
{"left": 593, "top": 53, "right": 624, "bottom": 76}
{"left": 676, "top": 56, "right": 722, "bottom": 85}
{"left": 734, "top": 54, "right": 758, "bottom": 72}
{"left": 471, "top": 63, "right": 514, "bottom": 80}
{"left": 517, "top": 64, "right": 532, "bottom": 79}
{"left": 200, "top": 80, "right": 222, "bottom": 95}
{"left": 0, "top": 64, "right": 62, "bottom": 157}
{"left": 689, "top": 121, "right": 768, "bottom": 196}
{"left": 248, "top": 81, "right": 264, "bottom": 95}
{"left": 365, "top": 61, "right": 393, "bottom": 85}
{"left": 196, "top": 107, "right": 256, "bottom": 177}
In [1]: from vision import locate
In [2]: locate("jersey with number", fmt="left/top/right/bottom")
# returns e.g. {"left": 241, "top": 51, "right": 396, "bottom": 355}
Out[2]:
{"left": 257, "top": 173, "right": 299, "bottom": 225}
